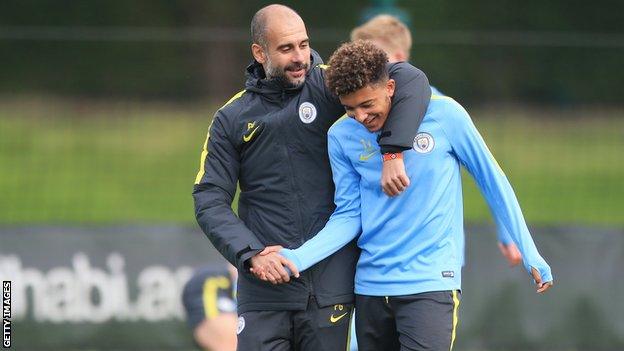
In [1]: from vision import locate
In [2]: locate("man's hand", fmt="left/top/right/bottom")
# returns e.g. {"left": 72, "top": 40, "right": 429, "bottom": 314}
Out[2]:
{"left": 259, "top": 245, "right": 283, "bottom": 256}
{"left": 531, "top": 267, "right": 553, "bottom": 293}
{"left": 249, "top": 248, "right": 299, "bottom": 284}
{"left": 497, "top": 242, "right": 522, "bottom": 267}
{"left": 381, "top": 156, "right": 410, "bottom": 197}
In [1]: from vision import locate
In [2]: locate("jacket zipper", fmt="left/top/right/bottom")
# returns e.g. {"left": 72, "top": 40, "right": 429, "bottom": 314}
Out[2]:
{"left": 280, "top": 95, "right": 315, "bottom": 299}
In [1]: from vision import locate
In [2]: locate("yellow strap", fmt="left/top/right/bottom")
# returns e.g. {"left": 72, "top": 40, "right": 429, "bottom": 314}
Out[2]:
{"left": 431, "top": 94, "right": 452, "bottom": 100}
{"left": 194, "top": 90, "right": 245, "bottom": 184}
{"left": 345, "top": 307, "right": 354, "bottom": 351}
{"left": 328, "top": 114, "right": 350, "bottom": 133}
{"left": 202, "top": 276, "right": 231, "bottom": 319}
{"left": 450, "top": 290, "right": 461, "bottom": 351}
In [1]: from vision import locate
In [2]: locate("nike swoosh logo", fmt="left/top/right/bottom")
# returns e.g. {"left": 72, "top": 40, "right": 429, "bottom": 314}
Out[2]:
{"left": 359, "top": 151, "right": 378, "bottom": 161}
{"left": 330, "top": 312, "right": 349, "bottom": 323}
{"left": 243, "top": 127, "right": 260, "bottom": 142}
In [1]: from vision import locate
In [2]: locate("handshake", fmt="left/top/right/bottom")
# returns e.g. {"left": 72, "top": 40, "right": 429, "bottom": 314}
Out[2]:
{"left": 249, "top": 245, "right": 300, "bottom": 284}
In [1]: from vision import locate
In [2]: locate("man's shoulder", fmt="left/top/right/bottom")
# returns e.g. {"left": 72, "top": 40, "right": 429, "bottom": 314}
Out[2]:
{"left": 217, "top": 89, "right": 248, "bottom": 118}
{"left": 304, "top": 63, "right": 330, "bottom": 91}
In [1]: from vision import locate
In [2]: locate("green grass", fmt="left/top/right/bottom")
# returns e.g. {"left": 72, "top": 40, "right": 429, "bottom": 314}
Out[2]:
{"left": 1, "top": 98, "right": 622, "bottom": 225}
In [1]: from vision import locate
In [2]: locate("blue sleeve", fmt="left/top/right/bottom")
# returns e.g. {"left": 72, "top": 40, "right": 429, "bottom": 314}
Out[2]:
{"left": 494, "top": 216, "right": 514, "bottom": 245}
{"left": 280, "top": 131, "right": 362, "bottom": 272}
{"left": 440, "top": 101, "right": 553, "bottom": 283}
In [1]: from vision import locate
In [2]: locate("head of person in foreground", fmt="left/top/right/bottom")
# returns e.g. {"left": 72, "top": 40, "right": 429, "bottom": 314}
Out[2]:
{"left": 325, "top": 40, "right": 395, "bottom": 132}
{"left": 250, "top": 4, "right": 311, "bottom": 88}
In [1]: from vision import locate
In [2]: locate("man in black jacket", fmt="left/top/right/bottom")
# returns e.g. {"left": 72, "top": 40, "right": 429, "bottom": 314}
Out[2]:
{"left": 193, "top": 4, "right": 430, "bottom": 350}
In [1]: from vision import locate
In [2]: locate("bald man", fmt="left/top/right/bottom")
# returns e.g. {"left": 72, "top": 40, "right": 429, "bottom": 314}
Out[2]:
{"left": 193, "top": 4, "right": 431, "bottom": 351}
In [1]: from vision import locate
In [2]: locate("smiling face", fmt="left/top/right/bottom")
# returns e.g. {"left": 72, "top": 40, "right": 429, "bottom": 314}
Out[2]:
{"left": 251, "top": 9, "right": 310, "bottom": 88}
{"left": 340, "top": 79, "right": 395, "bottom": 132}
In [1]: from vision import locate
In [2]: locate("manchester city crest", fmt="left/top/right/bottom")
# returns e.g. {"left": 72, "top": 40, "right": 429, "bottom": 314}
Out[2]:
{"left": 298, "top": 102, "right": 317, "bottom": 124}
{"left": 413, "top": 132, "right": 434, "bottom": 154}
{"left": 237, "top": 316, "right": 245, "bottom": 334}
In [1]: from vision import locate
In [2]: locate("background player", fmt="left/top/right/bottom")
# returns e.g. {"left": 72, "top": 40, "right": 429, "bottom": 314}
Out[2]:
{"left": 182, "top": 265, "right": 238, "bottom": 351}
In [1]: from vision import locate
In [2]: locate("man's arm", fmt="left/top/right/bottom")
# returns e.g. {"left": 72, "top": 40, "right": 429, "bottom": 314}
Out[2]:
{"left": 442, "top": 99, "right": 553, "bottom": 292}
{"left": 278, "top": 131, "right": 362, "bottom": 272}
{"left": 193, "top": 110, "right": 265, "bottom": 272}
{"left": 380, "top": 62, "right": 431, "bottom": 196}
{"left": 380, "top": 62, "right": 431, "bottom": 153}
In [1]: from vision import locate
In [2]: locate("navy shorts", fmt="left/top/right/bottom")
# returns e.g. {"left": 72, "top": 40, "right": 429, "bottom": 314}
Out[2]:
{"left": 355, "top": 290, "right": 461, "bottom": 351}
{"left": 236, "top": 296, "right": 354, "bottom": 351}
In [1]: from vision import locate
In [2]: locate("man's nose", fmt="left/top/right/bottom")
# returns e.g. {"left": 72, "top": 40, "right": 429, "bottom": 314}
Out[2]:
{"left": 291, "top": 47, "right": 305, "bottom": 63}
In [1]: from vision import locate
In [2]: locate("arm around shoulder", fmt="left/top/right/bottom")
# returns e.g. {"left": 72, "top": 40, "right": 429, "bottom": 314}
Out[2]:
{"left": 379, "top": 62, "right": 431, "bottom": 153}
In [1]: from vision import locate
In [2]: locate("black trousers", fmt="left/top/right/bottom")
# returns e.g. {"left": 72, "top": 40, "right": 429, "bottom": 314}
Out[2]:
{"left": 237, "top": 297, "right": 354, "bottom": 351}
{"left": 355, "top": 291, "right": 461, "bottom": 351}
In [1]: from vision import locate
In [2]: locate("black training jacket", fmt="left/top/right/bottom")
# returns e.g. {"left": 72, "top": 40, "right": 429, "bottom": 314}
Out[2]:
{"left": 193, "top": 50, "right": 430, "bottom": 313}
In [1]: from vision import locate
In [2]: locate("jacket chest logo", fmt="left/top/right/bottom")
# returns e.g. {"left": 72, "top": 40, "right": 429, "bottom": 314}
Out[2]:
{"left": 243, "top": 121, "right": 260, "bottom": 142}
{"left": 298, "top": 102, "right": 317, "bottom": 124}
{"left": 358, "top": 139, "right": 378, "bottom": 161}
{"left": 413, "top": 132, "right": 435, "bottom": 154}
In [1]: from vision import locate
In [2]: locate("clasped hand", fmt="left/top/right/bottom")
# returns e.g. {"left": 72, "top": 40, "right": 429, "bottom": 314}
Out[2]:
{"left": 249, "top": 245, "right": 299, "bottom": 285}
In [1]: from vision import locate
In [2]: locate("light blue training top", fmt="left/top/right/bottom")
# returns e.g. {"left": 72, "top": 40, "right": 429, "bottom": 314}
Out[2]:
{"left": 281, "top": 95, "right": 553, "bottom": 296}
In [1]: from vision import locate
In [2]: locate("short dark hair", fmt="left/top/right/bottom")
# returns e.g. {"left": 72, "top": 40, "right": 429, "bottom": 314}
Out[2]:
{"left": 250, "top": 8, "right": 268, "bottom": 48}
{"left": 325, "top": 40, "right": 389, "bottom": 96}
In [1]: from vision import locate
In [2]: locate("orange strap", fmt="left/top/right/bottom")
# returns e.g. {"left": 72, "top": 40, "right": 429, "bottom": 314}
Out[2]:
{"left": 382, "top": 152, "right": 403, "bottom": 162}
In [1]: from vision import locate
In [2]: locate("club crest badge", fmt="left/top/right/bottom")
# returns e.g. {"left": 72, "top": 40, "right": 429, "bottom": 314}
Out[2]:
{"left": 237, "top": 316, "right": 245, "bottom": 334}
{"left": 413, "top": 132, "right": 434, "bottom": 154}
{"left": 299, "top": 102, "right": 317, "bottom": 124}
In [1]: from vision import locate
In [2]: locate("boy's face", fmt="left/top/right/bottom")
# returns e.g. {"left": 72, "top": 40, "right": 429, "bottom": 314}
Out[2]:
{"left": 339, "top": 79, "right": 395, "bottom": 132}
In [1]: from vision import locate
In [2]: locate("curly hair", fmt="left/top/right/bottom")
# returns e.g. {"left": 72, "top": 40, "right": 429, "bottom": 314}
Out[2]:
{"left": 325, "top": 40, "right": 389, "bottom": 97}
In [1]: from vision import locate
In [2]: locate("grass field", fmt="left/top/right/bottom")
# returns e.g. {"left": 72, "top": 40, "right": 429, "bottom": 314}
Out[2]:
{"left": 1, "top": 97, "right": 622, "bottom": 225}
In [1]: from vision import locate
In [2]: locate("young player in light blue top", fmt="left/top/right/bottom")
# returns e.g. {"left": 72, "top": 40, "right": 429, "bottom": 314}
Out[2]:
{"left": 350, "top": 13, "right": 525, "bottom": 270}
{"left": 273, "top": 41, "right": 553, "bottom": 350}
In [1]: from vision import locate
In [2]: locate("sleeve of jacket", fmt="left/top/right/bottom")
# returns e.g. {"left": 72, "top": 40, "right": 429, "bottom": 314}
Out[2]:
{"left": 193, "top": 109, "right": 264, "bottom": 271}
{"left": 379, "top": 62, "right": 432, "bottom": 153}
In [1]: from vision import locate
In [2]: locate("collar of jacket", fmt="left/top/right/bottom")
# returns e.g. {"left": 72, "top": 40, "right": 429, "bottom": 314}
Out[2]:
{"left": 244, "top": 49, "right": 323, "bottom": 103}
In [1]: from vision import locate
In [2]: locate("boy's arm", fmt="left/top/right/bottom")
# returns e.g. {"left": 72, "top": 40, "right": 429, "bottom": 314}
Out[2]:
{"left": 442, "top": 100, "right": 553, "bottom": 290}
{"left": 280, "top": 131, "right": 362, "bottom": 272}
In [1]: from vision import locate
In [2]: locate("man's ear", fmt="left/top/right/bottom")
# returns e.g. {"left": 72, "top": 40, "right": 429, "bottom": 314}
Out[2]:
{"left": 386, "top": 78, "right": 396, "bottom": 98}
{"left": 251, "top": 43, "right": 266, "bottom": 64}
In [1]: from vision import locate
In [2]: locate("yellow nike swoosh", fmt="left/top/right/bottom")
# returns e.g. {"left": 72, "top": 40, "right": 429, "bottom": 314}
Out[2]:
{"left": 359, "top": 151, "right": 377, "bottom": 161}
{"left": 243, "top": 127, "right": 260, "bottom": 142}
{"left": 330, "top": 312, "right": 349, "bottom": 323}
